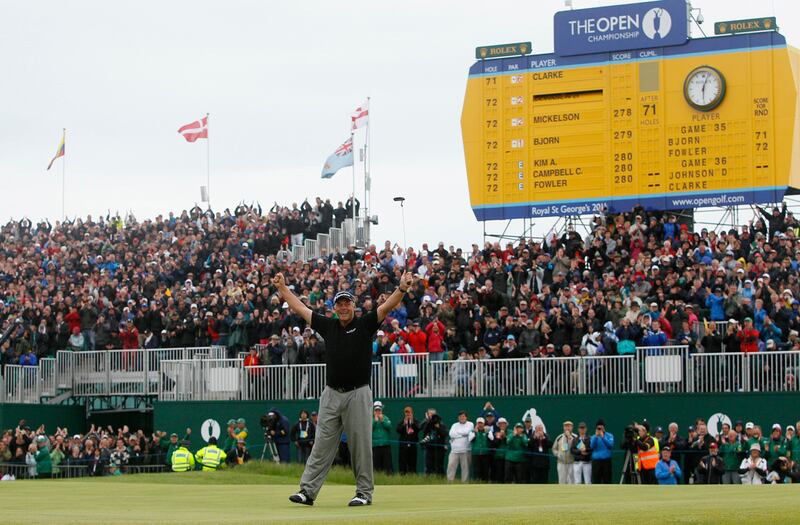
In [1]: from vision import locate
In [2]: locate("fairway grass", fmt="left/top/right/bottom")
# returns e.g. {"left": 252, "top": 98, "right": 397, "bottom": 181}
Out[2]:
{"left": 1, "top": 465, "right": 797, "bottom": 524}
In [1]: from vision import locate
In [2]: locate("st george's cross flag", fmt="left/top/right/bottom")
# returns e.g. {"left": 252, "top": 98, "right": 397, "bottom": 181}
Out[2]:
{"left": 351, "top": 100, "right": 369, "bottom": 130}
{"left": 178, "top": 116, "right": 208, "bottom": 142}
{"left": 321, "top": 137, "right": 353, "bottom": 179}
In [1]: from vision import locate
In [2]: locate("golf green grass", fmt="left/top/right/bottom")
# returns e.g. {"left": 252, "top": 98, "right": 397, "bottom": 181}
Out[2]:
{"left": 1, "top": 463, "right": 797, "bottom": 524}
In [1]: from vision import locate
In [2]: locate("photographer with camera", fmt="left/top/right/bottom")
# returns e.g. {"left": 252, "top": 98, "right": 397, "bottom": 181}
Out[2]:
{"left": 767, "top": 456, "right": 800, "bottom": 483}
{"left": 620, "top": 423, "right": 639, "bottom": 484}
{"left": 419, "top": 409, "right": 448, "bottom": 476}
{"left": 261, "top": 408, "right": 290, "bottom": 463}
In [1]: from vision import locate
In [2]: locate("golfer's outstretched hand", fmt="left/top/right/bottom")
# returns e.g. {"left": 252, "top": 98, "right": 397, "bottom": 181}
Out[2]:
{"left": 272, "top": 272, "right": 286, "bottom": 288}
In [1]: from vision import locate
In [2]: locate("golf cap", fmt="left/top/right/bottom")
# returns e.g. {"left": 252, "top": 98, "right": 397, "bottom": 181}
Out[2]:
{"left": 497, "top": 417, "right": 508, "bottom": 424}
{"left": 514, "top": 423, "right": 524, "bottom": 429}
{"left": 334, "top": 291, "right": 355, "bottom": 303}
{"left": 476, "top": 417, "right": 486, "bottom": 424}
{"left": 772, "top": 423, "right": 782, "bottom": 431}
{"left": 709, "top": 442, "right": 718, "bottom": 449}
{"left": 750, "top": 443, "right": 761, "bottom": 452}
{"left": 227, "top": 419, "right": 236, "bottom": 426}
{"left": 373, "top": 401, "right": 383, "bottom": 409}
{"left": 745, "top": 422, "right": 755, "bottom": 430}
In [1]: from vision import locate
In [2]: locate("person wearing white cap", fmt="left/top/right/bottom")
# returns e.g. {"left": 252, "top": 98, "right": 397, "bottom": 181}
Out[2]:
{"left": 739, "top": 443, "right": 768, "bottom": 484}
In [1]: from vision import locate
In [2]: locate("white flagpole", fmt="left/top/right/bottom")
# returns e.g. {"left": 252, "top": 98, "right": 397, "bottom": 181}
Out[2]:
{"left": 351, "top": 130, "right": 356, "bottom": 225}
{"left": 206, "top": 112, "right": 211, "bottom": 208}
{"left": 62, "top": 128, "right": 66, "bottom": 220}
{"left": 364, "top": 97, "right": 370, "bottom": 245}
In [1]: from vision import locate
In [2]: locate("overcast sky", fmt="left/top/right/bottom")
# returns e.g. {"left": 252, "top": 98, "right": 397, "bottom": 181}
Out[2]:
{"left": 0, "top": 0, "right": 797, "bottom": 250}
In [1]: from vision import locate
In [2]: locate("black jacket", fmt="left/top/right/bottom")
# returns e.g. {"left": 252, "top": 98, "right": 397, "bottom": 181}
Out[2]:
{"left": 396, "top": 418, "right": 421, "bottom": 445}
{"left": 696, "top": 453, "right": 725, "bottom": 484}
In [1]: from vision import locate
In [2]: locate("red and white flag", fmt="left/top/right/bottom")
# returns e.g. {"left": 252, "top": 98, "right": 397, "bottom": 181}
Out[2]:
{"left": 178, "top": 116, "right": 208, "bottom": 142}
{"left": 351, "top": 100, "right": 369, "bottom": 130}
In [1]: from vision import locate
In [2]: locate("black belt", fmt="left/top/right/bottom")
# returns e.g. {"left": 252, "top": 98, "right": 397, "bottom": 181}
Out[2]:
{"left": 328, "top": 384, "right": 368, "bottom": 393}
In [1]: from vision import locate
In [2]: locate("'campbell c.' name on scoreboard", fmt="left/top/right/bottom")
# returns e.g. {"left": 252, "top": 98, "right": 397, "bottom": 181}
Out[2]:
{"left": 554, "top": 0, "right": 688, "bottom": 56}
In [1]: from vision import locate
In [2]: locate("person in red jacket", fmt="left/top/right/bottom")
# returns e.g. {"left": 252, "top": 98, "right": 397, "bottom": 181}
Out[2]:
{"left": 407, "top": 322, "right": 427, "bottom": 354}
{"left": 119, "top": 320, "right": 140, "bottom": 370}
{"left": 737, "top": 317, "right": 760, "bottom": 353}
{"left": 64, "top": 307, "right": 81, "bottom": 334}
{"left": 426, "top": 324, "right": 446, "bottom": 360}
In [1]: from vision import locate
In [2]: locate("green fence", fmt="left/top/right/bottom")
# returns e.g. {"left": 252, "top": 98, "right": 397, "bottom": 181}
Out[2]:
{"left": 154, "top": 391, "right": 800, "bottom": 481}
{"left": 0, "top": 403, "right": 84, "bottom": 434}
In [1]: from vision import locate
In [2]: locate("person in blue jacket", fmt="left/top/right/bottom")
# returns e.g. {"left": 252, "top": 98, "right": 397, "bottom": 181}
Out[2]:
{"left": 705, "top": 287, "right": 726, "bottom": 321}
{"left": 265, "top": 407, "right": 292, "bottom": 463}
{"left": 589, "top": 419, "right": 614, "bottom": 484}
{"left": 656, "top": 446, "right": 682, "bottom": 485}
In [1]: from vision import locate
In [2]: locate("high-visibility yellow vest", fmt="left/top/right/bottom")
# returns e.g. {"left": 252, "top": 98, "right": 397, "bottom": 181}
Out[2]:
{"left": 171, "top": 448, "right": 194, "bottom": 472}
{"left": 196, "top": 445, "right": 226, "bottom": 471}
{"left": 638, "top": 437, "right": 660, "bottom": 470}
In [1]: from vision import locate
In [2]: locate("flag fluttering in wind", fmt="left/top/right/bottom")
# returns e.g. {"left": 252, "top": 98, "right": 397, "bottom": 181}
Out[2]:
{"left": 47, "top": 131, "right": 65, "bottom": 170}
{"left": 321, "top": 137, "right": 353, "bottom": 179}
{"left": 178, "top": 116, "right": 208, "bottom": 142}
{"left": 351, "top": 100, "right": 369, "bottom": 130}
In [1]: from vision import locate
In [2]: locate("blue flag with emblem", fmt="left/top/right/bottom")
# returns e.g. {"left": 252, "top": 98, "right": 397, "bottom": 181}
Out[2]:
{"left": 321, "top": 137, "right": 353, "bottom": 179}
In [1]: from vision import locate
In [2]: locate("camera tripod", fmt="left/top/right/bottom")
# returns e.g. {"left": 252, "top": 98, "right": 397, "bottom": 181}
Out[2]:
{"left": 260, "top": 435, "right": 280, "bottom": 463}
{"left": 619, "top": 450, "right": 640, "bottom": 484}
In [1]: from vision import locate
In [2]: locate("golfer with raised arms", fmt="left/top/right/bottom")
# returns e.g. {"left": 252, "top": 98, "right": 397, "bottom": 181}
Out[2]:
{"left": 275, "top": 270, "right": 413, "bottom": 507}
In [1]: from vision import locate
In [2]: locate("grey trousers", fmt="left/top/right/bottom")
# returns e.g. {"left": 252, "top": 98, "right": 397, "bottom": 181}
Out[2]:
{"left": 300, "top": 385, "right": 373, "bottom": 500}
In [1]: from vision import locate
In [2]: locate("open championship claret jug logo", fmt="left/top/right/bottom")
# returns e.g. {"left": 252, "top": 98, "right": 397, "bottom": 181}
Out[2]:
{"left": 642, "top": 7, "right": 672, "bottom": 39}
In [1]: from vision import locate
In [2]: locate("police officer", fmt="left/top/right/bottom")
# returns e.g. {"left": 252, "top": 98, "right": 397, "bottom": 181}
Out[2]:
{"left": 171, "top": 440, "right": 195, "bottom": 472}
{"left": 195, "top": 436, "right": 227, "bottom": 471}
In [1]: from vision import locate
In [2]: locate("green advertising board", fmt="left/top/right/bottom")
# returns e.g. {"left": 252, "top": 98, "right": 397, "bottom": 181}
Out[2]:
{"left": 154, "top": 391, "right": 800, "bottom": 481}
{"left": 475, "top": 42, "right": 532, "bottom": 60}
{"left": 714, "top": 17, "right": 777, "bottom": 35}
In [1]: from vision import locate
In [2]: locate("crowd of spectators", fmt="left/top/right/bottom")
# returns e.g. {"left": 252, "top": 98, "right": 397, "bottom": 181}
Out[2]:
{"left": 2, "top": 198, "right": 800, "bottom": 371}
{"left": 4, "top": 403, "right": 799, "bottom": 484}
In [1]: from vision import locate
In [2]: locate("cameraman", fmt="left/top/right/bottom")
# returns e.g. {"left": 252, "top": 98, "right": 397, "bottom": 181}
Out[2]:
{"left": 767, "top": 456, "right": 800, "bottom": 483}
{"left": 620, "top": 424, "right": 639, "bottom": 484}
{"left": 263, "top": 408, "right": 291, "bottom": 463}
{"left": 419, "top": 409, "right": 447, "bottom": 476}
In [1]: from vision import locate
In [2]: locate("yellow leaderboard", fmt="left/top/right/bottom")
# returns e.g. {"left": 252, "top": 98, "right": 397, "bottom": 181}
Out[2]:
{"left": 461, "top": 32, "right": 800, "bottom": 220}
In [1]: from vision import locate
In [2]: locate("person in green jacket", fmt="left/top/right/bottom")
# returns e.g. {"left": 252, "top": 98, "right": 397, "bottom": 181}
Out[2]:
{"left": 491, "top": 418, "right": 509, "bottom": 483}
{"left": 220, "top": 419, "right": 238, "bottom": 452}
{"left": 50, "top": 441, "right": 66, "bottom": 477}
{"left": 787, "top": 424, "right": 799, "bottom": 461}
{"left": 472, "top": 417, "right": 492, "bottom": 482}
{"left": 34, "top": 436, "right": 52, "bottom": 479}
{"left": 746, "top": 426, "right": 770, "bottom": 462}
{"left": 766, "top": 424, "right": 789, "bottom": 461}
{"left": 505, "top": 423, "right": 529, "bottom": 484}
{"left": 720, "top": 430, "right": 743, "bottom": 484}
{"left": 372, "top": 401, "right": 393, "bottom": 474}
{"left": 165, "top": 428, "right": 193, "bottom": 467}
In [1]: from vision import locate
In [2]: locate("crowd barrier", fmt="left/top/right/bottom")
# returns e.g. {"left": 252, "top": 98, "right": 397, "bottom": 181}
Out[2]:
{"left": 156, "top": 347, "right": 800, "bottom": 401}
{"left": 3, "top": 346, "right": 799, "bottom": 404}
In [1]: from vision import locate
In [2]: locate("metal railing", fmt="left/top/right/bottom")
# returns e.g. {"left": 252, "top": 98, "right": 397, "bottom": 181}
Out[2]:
{"left": 4, "top": 345, "right": 800, "bottom": 404}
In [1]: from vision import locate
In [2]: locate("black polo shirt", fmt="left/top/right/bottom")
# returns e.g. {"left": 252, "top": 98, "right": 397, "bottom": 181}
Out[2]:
{"left": 311, "top": 311, "right": 379, "bottom": 388}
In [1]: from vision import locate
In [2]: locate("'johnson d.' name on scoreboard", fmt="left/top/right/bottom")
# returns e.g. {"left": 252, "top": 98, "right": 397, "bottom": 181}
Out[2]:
{"left": 554, "top": 0, "right": 688, "bottom": 56}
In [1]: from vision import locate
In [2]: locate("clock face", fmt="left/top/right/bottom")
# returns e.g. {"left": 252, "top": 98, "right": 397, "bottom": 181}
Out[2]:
{"left": 684, "top": 66, "right": 726, "bottom": 111}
